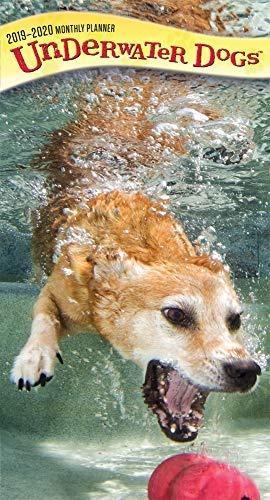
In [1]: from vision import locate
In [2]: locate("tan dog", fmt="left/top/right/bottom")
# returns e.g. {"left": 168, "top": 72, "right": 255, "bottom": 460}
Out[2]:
{"left": 10, "top": 2, "right": 259, "bottom": 442}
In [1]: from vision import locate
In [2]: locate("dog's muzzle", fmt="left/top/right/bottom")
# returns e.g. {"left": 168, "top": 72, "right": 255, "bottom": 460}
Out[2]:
{"left": 223, "top": 359, "right": 261, "bottom": 392}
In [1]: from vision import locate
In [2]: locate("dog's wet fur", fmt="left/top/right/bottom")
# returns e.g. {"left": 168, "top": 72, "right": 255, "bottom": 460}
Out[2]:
{"left": 11, "top": 0, "right": 260, "bottom": 442}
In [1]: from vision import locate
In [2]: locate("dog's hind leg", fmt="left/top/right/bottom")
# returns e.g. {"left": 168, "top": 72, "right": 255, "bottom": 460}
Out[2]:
{"left": 10, "top": 284, "right": 65, "bottom": 391}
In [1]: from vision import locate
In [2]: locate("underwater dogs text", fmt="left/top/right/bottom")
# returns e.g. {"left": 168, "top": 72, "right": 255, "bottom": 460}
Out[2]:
{"left": 9, "top": 37, "right": 262, "bottom": 73}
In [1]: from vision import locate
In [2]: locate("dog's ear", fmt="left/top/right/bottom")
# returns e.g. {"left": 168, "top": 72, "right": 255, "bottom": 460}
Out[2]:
{"left": 67, "top": 246, "right": 95, "bottom": 284}
{"left": 187, "top": 255, "right": 230, "bottom": 276}
{"left": 93, "top": 256, "right": 125, "bottom": 281}
{"left": 74, "top": 255, "right": 94, "bottom": 280}
{"left": 93, "top": 252, "right": 147, "bottom": 282}
{"left": 68, "top": 247, "right": 146, "bottom": 284}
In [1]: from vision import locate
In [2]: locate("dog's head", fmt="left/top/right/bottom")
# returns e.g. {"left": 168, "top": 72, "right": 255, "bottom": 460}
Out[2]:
{"left": 71, "top": 250, "right": 261, "bottom": 442}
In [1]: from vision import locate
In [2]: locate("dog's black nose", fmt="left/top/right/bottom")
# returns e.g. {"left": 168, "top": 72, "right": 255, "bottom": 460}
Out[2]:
{"left": 223, "top": 360, "right": 261, "bottom": 392}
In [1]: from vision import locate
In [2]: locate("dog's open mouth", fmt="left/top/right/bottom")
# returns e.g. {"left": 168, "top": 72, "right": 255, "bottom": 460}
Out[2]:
{"left": 142, "top": 360, "right": 209, "bottom": 442}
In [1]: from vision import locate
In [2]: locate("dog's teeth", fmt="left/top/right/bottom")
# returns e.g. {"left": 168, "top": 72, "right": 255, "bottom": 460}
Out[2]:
{"left": 188, "top": 425, "right": 197, "bottom": 433}
{"left": 170, "top": 424, "right": 177, "bottom": 433}
{"left": 193, "top": 410, "right": 202, "bottom": 419}
{"left": 163, "top": 396, "right": 168, "bottom": 403}
{"left": 159, "top": 388, "right": 165, "bottom": 395}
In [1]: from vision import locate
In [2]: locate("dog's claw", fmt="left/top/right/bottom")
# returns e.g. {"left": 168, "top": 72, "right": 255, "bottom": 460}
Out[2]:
{"left": 12, "top": 342, "right": 57, "bottom": 390}
{"left": 33, "top": 373, "right": 54, "bottom": 387}
{"left": 56, "top": 352, "right": 63, "bottom": 365}
{"left": 40, "top": 373, "right": 47, "bottom": 387}
{"left": 18, "top": 378, "right": 24, "bottom": 391}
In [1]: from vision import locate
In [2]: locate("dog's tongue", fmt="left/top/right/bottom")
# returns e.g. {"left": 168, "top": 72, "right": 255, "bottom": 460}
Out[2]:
{"left": 166, "top": 370, "right": 198, "bottom": 415}
{"left": 142, "top": 360, "right": 209, "bottom": 442}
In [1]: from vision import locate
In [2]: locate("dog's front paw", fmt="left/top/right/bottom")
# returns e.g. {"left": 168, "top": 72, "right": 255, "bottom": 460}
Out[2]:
{"left": 10, "top": 341, "right": 63, "bottom": 391}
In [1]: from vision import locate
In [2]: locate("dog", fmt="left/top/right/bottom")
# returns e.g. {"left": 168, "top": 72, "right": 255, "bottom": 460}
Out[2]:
{"left": 10, "top": 1, "right": 260, "bottom": 443}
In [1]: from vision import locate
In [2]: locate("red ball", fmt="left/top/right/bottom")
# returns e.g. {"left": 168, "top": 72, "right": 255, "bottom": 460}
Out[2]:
{"left": 148, "top": 453, "right": 260, "bottom": 500}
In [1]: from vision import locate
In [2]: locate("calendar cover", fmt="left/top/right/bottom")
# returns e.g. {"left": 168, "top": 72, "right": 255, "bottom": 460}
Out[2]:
{"left": 1, "top": 1, "right": 269, "bottom": 499}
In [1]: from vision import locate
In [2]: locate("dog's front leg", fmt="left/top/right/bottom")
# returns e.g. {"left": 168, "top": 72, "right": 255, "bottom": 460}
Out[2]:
{"left": 11, "top": 284, "right": 64, "bottom": 391}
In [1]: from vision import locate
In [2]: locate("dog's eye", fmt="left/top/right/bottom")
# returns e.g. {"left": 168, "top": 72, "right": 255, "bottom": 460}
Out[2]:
{"left": 228, "top": 313, "right": 242, "bottom": 331}
{"left": 162, "top": 307, "right": 191, "bottom": 326}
